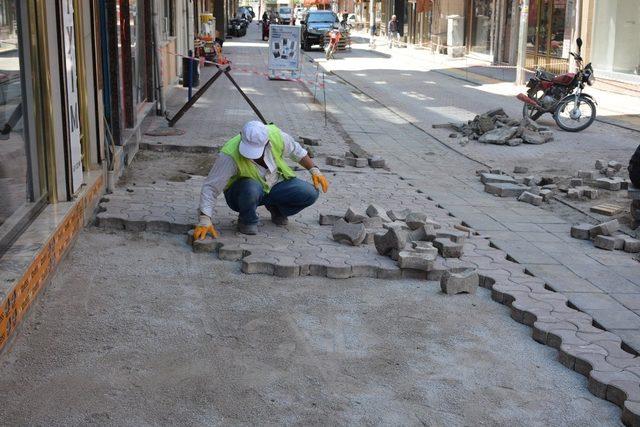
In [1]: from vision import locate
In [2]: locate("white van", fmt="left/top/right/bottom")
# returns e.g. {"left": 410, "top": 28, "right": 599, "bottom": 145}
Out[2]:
{"left": 278, "top": 6, "right": 292, "bottom": 24}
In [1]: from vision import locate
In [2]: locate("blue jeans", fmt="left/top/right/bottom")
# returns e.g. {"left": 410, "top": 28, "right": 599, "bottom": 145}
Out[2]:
{"left": 224, "top": 178, "right": 319, "bottom": 225}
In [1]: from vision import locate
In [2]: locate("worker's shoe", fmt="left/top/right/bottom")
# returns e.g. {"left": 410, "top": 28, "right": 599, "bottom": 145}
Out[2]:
{"left": 266, "top": 205, "right": 288, "bottom": 226}
{"left": 237, "top": 221, "right": 258, "bottom": 235}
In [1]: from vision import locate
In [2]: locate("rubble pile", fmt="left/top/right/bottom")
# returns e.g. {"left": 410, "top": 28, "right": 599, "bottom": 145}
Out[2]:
{"left": 434, "top": 108, "right": 554, "bottom": 146}
{"left": 570, "top": 219, "right": 640, "bottom": 253}
{"left": 323, "top": 205, "right": 478, "bottom": 295}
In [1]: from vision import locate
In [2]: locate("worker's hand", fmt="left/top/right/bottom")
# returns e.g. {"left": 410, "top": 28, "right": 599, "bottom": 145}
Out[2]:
{"left": 310, "top": 167, "right": 328, "bottom": 193}
{"left": 194, "top": 214, "right": 219, "bottom": 240}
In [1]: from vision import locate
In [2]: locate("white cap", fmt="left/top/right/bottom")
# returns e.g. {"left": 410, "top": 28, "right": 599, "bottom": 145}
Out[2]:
{"left": 239, "top": 121, "right": 269, "bottom": 159}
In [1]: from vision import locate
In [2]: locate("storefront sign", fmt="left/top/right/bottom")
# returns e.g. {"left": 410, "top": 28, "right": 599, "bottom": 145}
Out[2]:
{"left": 268, "top": 25, "right": 301, "bottom": 79}
{"left": 61, "top": 0, "right": 83, "bottom": 193}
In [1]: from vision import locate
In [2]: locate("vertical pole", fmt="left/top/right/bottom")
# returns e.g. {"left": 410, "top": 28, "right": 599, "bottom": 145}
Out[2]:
{"left": 188, "top": 49, "right": 194, "bottom": 100}
{"left": 369, "top": 0, "right": 375, "bottom": 47}
{"left": 515, "top": 0, "right": 530, "bottom": 85}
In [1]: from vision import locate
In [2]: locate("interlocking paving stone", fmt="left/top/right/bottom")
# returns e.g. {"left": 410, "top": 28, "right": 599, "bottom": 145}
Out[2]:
{"left": 98, "top": 132, "right": 640, "bottom": 425}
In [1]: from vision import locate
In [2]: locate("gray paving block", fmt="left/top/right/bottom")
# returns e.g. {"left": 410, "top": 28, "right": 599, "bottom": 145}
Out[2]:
{"left": 436, "top": 230, "right": 466, "bottom": 243}
{"left": 621, "top": 236, "right": 640, "bottom": 253}
{"left": 412, "top": 241, "right": 438, "bottom": 256}
{"left": 595, "top": 178, "right": 621, "bottom": 191}
{"left": 365, "top": 204, "right": 391, "bottom": 222}
{"left": 593, "top": 235, "right": 621, "bottom": 251}
{"left": 405, "top": 212, "right": 428, "bottom": 230}
{"left": 332, "top": 219, "right": 366, "bottom": 246}
{"left": 518, "top": 191, "right": 543, "bottom": 206}
{"left": 319, "top": 213, "right": 342, "bottom": 226}
{"left": 433, "top": 238, "right": 463, "bottom": 258}
{"left": 398, "top": 250, "right": 437, "bottom": 271}
{"left": 387, "top": 208, "right": 412, "bottom": 222}
{"left": 344, "top": 206, "right": 368, "bottom": 223}
{"left": 484, "top": 182, "right": 530, "bottom": 198}
{"left": 374, "top": 227, "right": 410, "bottom": 256}
{"left": 326, "top": 156, "right": 345, "bottom": 167}
{"left": 440, "top": 268, "right": 479, "bottom": 295}
{"left": 479, "top": 173, "right": 517, "bottom": 185}
{"left": 589, "top": 220, "right": 619, "bottom": 238}
{"left": 368, "top": 156, "right": 386, "bottom": 168}
{"left": 570, "top": 223, "right": 592, "bottom": 240}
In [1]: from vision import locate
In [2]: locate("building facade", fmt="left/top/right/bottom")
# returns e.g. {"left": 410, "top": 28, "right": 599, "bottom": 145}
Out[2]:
{"left": 0, "top": 0, "right": 198, "bottom": 352}
{"left": 385, "top": 0, "right": 638, "bottom": 85}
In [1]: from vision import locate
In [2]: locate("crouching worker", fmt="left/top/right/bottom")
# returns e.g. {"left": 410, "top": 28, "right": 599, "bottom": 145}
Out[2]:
{"left": 194, "top": 121, "right": 329, "bottom": 238}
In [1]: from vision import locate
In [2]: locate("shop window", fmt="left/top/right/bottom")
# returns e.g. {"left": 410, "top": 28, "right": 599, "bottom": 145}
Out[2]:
{"left": 592, "top": 0, "right": 640, "bottom": 78}
{"left": 164, "top": 0, "right": 175, "bottom": 38}
{"left": 470, "top": 0, "right": 492, "bottom": 56}
{"left": 0, "top": 0, "right": 37, "bottom": 239}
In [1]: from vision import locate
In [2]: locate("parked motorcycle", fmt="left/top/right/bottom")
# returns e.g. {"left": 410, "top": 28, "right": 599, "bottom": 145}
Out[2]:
{"left": 518, "top": 38, "right": 596, "bottom": 132}
{"left": 325, "top": 27, "right": 342, "bottom": 60}
{"left": 229, "top": 16, "right": 248, "bottom": 37}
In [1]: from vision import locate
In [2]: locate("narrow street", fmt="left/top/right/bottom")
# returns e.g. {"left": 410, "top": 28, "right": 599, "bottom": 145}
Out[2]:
{"left": 1, "top": 20, "right": 639, "bottom": 425}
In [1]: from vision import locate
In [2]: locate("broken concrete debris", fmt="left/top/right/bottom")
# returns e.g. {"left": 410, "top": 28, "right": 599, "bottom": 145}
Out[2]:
{"left": 434, "top": 109, "right": 554, "bottom": 147}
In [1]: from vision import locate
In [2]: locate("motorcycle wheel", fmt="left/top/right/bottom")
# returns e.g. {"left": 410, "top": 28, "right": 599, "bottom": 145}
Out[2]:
{"left": 553, "top": 96, "right": 596, "bottom": 132}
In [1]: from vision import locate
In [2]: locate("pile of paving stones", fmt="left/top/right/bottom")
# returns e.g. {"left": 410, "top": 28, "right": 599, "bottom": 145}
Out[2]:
{"left": 325, "top": 151, "right": 386, "bottom": 169}
{"left": 435, "top": 108, "right": 554, "bottom": 146}
{"left": 478, "top": 170, "right": 555, "bottom": 206}
{"left": 562, "top": 159, "right": 630, "bottom": 202}
{"left": 570, "top": 219, "right": 640, "bottom": 253}
{"left": 329, "top": 205, "right": 477, "bottom": 294}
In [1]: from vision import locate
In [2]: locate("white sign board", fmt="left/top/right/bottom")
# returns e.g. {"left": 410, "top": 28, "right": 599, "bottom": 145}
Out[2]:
{"left": 62, "top": 0, "right": 83, "bottom": 193}
{"left": 268, "top": 25, "right": 301, "bottom": 79}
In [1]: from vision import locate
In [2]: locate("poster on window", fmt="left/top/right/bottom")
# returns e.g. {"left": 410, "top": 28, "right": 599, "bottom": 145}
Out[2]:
{"left": 268, "top": 25, "right": 301, "bottom": 79}
{"left": 62, "top": 0, "right": 83, "bottom": 193}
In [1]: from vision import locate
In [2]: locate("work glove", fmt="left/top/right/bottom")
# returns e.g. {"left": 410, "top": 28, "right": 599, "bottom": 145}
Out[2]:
{"left": 194, "top": 214, "right": 219, "bottom": 240}
{"left": 310, "top": 167, "right": 328, "bottom": 193}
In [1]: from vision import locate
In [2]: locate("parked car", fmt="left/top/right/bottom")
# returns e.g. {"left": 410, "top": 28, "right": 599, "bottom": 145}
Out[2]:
{"left": 301, "top": 10, "right": 338, "bottom": 50}
{"left": 278, "top": 7, "right": 292, "bottom": 24}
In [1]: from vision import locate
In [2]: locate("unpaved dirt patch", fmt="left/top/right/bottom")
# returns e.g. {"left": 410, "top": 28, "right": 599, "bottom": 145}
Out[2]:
{"left": 119, "top": 150, "right": 216, "bottom": 186}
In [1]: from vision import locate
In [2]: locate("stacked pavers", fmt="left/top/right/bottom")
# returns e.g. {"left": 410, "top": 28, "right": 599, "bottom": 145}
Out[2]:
{"left": 571, "top": 219, "right": 640, "bottom": 253}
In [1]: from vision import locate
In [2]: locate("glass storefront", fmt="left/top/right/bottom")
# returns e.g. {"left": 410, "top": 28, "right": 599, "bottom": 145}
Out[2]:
{"left": 470, "top": 0, "right": 492, "bottom": 55}
{"left": 525, "top": 0, "right": 573, "bottom": 74}
{"left": 0, "top": 1, "right": 33, "bottom": 231}
{"left": 591, "top": 0, "right": 640, "bottom": 82}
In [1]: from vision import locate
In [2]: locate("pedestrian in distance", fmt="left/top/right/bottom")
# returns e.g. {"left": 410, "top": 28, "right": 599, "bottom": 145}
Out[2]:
{"left": 388, "top": 15, "right": 399, "bottom": 49}
{"left": 194, "top": 121, "right": 329, "bottom": 238}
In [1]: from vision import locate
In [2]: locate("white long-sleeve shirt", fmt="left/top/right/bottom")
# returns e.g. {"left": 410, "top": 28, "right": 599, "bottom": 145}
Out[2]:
{"left": 199, "top": 131, "right": 308, "bottom": 218}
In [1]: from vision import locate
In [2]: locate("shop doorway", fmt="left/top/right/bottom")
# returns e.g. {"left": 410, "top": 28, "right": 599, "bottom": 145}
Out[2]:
{"left": 525, "top": 0, "right": 572, "bottom": 74}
